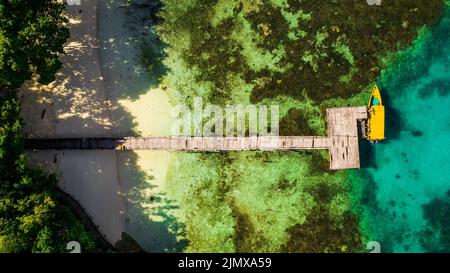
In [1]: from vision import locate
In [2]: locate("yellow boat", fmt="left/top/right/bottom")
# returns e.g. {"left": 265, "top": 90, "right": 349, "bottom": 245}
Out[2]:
{"left": 366, "top": 84, "right": 385, "bottom": 142}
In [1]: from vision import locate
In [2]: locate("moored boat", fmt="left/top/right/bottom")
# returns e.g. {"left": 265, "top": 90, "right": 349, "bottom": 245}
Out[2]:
{"left": 366, "top": 84, "right": 385, "bottom": 142}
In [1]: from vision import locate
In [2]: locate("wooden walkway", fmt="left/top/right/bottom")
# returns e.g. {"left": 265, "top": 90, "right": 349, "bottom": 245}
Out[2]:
{"left": 25, "top": 136, "right": 329, "bottom": 150}
{"left": 25, "top": 107, "right": 368, "bottom": 170}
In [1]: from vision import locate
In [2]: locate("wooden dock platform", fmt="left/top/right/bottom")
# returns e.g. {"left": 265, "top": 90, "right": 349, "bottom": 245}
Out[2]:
{"left": 326, "top": 106, "right": 368, "bottom": 170}
{"left": 25, "top": 107, "right": 368, "bottom": 170}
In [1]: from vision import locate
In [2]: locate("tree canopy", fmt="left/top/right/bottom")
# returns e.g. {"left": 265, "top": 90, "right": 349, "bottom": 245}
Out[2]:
{"left": 0, "top": 94, "right": 97, "bottom": 253}
{"left": 0, "top": 1, "right": 98, "bottom": 252}
{"left": 0, "top": 0, "right": 69, "bottom": 90}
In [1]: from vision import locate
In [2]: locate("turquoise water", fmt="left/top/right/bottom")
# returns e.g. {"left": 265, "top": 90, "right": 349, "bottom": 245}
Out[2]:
{"left": 355, "top": 4, "right": 450, "bottom": 253}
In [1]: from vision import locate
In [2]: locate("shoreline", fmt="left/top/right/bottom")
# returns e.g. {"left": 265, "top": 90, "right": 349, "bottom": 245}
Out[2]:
{"left": 48, "top": 0, "right": 124, "bottom": 243}
{"left": 22, "top": 0, "right": 178, "bottom": 249}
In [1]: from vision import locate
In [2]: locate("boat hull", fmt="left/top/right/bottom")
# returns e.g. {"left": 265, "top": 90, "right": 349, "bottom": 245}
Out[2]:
{"left": 367, "top": 84, "right": 385, "bottom": 141}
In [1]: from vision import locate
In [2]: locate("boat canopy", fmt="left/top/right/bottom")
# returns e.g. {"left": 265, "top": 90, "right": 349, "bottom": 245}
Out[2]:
{"left": 368, "top": 106, "right": 385, "bottom": 140}
{"left": 367, "top": 84, "right": 385, "bottom": 141}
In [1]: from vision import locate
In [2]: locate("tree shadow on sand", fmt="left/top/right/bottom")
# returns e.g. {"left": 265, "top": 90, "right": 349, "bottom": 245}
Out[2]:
{"left": 97, "top": 0, "right": 167, "bottom": 136}
{"left": 117, "top": 151, "right": 188, "bottom": 252}
{"left": 21, "top": 1, "right": 184, "bottom": 252}
{"left": 101, "top": 0, "right": 187, "bottom": 252}
{"left": 99, "top": 0, "right": 167, "bottom": 99}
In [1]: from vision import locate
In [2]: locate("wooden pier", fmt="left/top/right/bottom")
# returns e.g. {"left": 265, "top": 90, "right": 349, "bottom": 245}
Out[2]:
{"left": 326, "top": 106, "right": 368, "bottom": 169}
{"left": 25, "top": 107, "right": 368, "bottom": 170}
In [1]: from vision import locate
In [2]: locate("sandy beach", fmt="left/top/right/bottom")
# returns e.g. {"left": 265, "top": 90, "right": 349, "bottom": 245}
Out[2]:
{"left": 21, "top": 0, "right": 177, "bottom": 250}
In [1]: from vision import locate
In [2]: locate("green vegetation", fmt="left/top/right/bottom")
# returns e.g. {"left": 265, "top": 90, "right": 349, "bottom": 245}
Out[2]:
{"left": 0, "top": 95, "right": 97, "bottom": 252}
{"left": 156, "top": 0, "right": 446, "bottom": 252}
{"left": 158, "top": 0, "right": 444, "bottom": 108}
{"left": 0, "top": 1, "right": 97, "bottom": 253}
{"left": 167, "top": 151, "right": 363, "bottom": 252}
{"left": 0, "top": 0, "right": 69, "bottom": 91}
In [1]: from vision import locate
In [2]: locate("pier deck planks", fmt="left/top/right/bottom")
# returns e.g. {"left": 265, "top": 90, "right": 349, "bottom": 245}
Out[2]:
{"left": 25, "top": 107, "right": 368, "bottom": 170}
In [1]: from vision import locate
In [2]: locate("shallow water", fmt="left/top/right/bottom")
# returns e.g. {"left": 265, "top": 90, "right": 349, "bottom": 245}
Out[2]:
{"left": 355, "top": 4, "right": 450, "bottom": 252}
